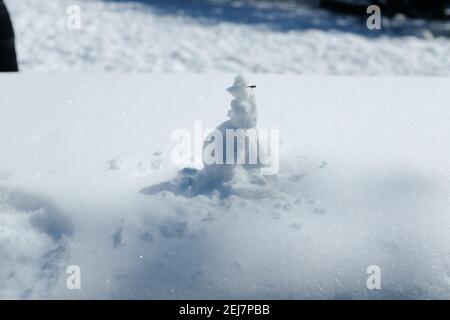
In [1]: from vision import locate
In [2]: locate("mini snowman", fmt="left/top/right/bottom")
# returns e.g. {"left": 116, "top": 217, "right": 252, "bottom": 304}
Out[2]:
{"left": 201, "top": 74, "right": 261, "bottom": 187}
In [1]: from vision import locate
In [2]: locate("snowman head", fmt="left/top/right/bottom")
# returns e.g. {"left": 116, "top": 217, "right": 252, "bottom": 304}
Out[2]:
{"left": 226, "top": 74, "right": 250, "bottom": 101}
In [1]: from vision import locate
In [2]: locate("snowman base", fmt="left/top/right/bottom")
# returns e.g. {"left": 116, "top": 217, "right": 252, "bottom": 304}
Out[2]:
{"left": 170, "top": 165, "right": 272, "bottom": 199}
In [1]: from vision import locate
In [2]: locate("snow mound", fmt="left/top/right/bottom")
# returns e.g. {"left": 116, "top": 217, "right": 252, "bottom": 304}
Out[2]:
{"left": 0, "top": 188, "right": 72, "bottom": 299}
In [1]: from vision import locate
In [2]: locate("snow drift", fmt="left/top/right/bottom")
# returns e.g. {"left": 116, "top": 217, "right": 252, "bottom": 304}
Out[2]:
{"left": 0, "top": 74, "right": 450, "bottom": 299}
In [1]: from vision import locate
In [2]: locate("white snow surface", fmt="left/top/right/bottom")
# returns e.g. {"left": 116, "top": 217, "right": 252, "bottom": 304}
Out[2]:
{"left": 5, "top": 0, "right": 450, "bottom": 75}
{"left": 1, "top": 74, "right": 450, "bottom": 299}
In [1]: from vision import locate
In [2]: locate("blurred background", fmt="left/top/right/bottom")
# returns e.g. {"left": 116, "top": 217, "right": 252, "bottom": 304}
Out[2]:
{"left": 3, "top": 0, "right": 450, "bottom": 74}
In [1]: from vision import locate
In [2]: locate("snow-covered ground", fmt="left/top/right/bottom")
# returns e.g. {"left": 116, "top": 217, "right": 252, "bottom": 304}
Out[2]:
{"left": 1, "top": 74, "right": 450, "bottom": 299}
{"left": 5, "top": 0, "right": 450, "bottom": 74}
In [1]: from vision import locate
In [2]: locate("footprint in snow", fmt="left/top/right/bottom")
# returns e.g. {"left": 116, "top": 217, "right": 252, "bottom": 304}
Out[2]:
{"left": 288, "top": 173, "right": 308, "bottom": 183}
{"left": 140, "top": 231, "right": 155, "bottom": 242}
{"left": 273, "top": 201, "right": 292, "bottom": 211}
{"left": 318, "top": 161, "right": 328, "bottom": 169}
{"left": 313, "top": 208, "right": 327, "bottom": 215}
{"left": 291, "top": 222, "right": 302, "bottom": 231}
{"left": 111, "top": 219, "right": 125, "bottom": 249}
{"left": 159, "top": 219, "right": 189, "bottom": 238}
{"left": 108, "top": 152, "right": 164, "bottom": 177}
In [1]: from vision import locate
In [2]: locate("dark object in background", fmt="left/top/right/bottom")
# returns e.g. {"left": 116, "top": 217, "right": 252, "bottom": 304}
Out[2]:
{"left": 0, "top": 0, "right": 18, "bottom": 72}
{"left": 320, "top": 0, "right": 449, "bottom": 19}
